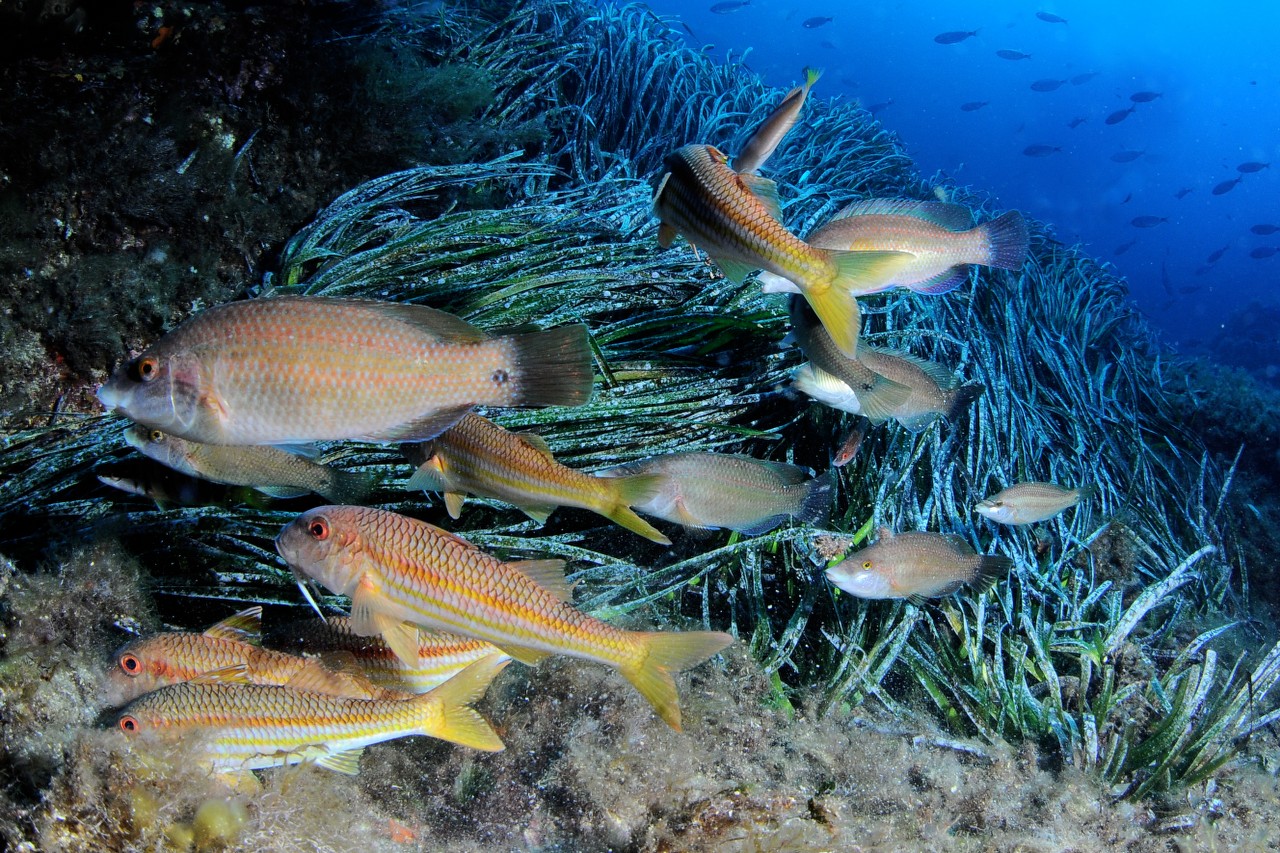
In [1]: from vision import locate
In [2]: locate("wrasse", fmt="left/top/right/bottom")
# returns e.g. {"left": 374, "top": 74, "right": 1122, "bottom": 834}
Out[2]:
{"left": 115, "top": 654, "right": 509, "bottom": 775}
{"left": 825, "top": 529, "right": 1013, "bottom": 602}
{"left": 596, "top": 452, "right": 833, "bottom": 534}
{"left": 125, "top": 425, "right": 375, "bottom": 504}
{"left": 733, "top": 66, "right": 822, "bottom": 174}
{"left": 975, "top": 481, "right": 1097, "bottom": 525}
{"left": 401, "top": 413, "right": 669, "bottom": 544}
{"left": 276, "top": 506, "right": 732, "bottom": 730}
{"left": 653, "top": 143, "right": 909, "bottom": 357}
{"left": 97, "top": 296, "right": 593, "bottom": 446}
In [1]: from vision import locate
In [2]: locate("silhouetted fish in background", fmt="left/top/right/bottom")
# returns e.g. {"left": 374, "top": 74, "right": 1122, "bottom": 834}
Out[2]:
{"left": 710, "top": 0, "right": 750, "bottom": 12}
{"left": 867, "top": 99, "right": 894, "bottom": 115}
{"left": 1238, "top": 161, "right": 1270, "bottom": 173}
{"left": 1113, "top": 238, "right": 1137, "bottom": 255}
{"left": 1023, "top": 144, "right": 1061, "bottom": 157}
{"left": 960, "top": 101, "right": 989, "bottom": 112}
{"left": 1131, "top": 216, "right": 1167, "bottom": 228}
{"left": 1212, "top": 177, "right": 1243, "bottom": 195}
{"left": 1067, "top": 116, "right": 1087, "bottom": 129}
{"left": 803, "top": 16, "right": 833, "bottom": 28}
{"left": 1130, "top": 91, "right": 1162, "bottom": 102}
{"left": 934, "top": 30, "right": 979, "bottom": 44}
{"left": 1030, "top": 79, "right": 1066, "bottom": 92}
{"left": 1105, "top": 106, "right": 1136, "bottom": 124}
{"left": 1110, "top": 149, "right": 1145, "bottom": 163}
{"left": 1206, "top": 246, "right": 1229, "bottom": 263}
{"left": 1070, "top": 71, "right": 1098, "bottom": 85}
{"left": 1036, "top": 11, "right": 1068, "bottom": 24}
{"left": 1175, "top": 187, "right": 1193, "bottom": 199}
{"left": 1121, "top": 193, "right": 1133, "bottom": 204}
{"left": 1251, "top": 247, "right": 1279, "bottom": 259}
{"left": 996, "top": 49, "right": 1031, "bottom": 60}
{"left": 1251, "top": 224, "right": 1280, "bottom": 235}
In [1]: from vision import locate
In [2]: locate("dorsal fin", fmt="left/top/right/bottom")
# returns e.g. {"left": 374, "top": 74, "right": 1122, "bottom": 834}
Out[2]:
{"left": 508, "top": 559, "right": 573, "bottom": 602}
{"left": 363, "top": 302, "right": 489, "bottom": 343}
{"left": 739, "top": 173, "right": 783, "bottom": 222}
{"left": 189, "top": 663, "right": 251, "bottom": 685}
{"left": 202, "top": 607, "right": 262, "bottom": 645}
{"left": 832, "top": 199, "right": 975, "bottom": 231}
{"left": 862, "top": 346, "right": 957, "bottom": 389}
{"left": 515, "top": 431, "right": 554, "bottom": 458}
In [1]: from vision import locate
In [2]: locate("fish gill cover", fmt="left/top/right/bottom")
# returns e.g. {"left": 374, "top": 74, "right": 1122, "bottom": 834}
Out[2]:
{"left": 0, "top": 0, "right": 1276, "bottom": 845}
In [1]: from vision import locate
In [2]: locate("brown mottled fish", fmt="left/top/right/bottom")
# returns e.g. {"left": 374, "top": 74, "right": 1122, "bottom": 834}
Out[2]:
{"left": 96, "top": 296, "right": 593, "bottom": 446}
{"left": 733, "top": 67, "right": 822, "bottom": 174}
{"left": 400, "top": 413, "right": 670, "bottom": 544}
{"left": 652, "top": 143, "right": 910, "bottom": 357}
{"left": 975, "top": 482, "right": 1097, "bottom": 525}
{"left": 825, "top": 529, "right": 1013, "bottom": 601}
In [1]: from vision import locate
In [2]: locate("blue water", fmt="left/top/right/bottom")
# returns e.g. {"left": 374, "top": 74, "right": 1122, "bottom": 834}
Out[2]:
{"left": 632, "top": 0, "right": 1279, "bottom": 362}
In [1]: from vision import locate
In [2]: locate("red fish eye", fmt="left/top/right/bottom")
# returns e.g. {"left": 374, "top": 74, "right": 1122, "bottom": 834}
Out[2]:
{"left": 135, "top": 356, "right": 159, "bottom": 382}
{"left": 119, "top": 715, "right": 139, "bottom": 733}
{"left": 120, "top": 653, "right": 142, "bottom": 675}
{"left": 308, "top": 518, "right": 329, "bottom": 540}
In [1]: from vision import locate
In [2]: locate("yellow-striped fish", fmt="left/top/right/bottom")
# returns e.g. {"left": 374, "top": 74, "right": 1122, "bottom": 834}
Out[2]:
{"left": 652, "top": 143, "right": 909, "bottom": 357}
{"left": 115, "top": 654, "right": 509, "bottom": 775}
{"left": 401, "top": 413, "right": 670, "bottom": 544}
{"left": 975, "top": 482, "right": 1097, "bottom": 525}
{"left": 276, "top": 506, "right": 732, "bottom": 730}
{"left": 733, "top": 66, "right": 822, "bottom": 174}
{"left": 97, "top": 296, "right": 594, "bottom": 445}
{"left": 124, "top": 425, "right": 375, "bottom": 504}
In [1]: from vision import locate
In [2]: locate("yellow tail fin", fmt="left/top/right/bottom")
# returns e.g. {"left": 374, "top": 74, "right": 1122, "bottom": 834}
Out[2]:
{"left": 418, "top": 653, "right": 508, "bottom": 752}
{"left": 802, "top": 286, "right": 862, "bottom": 359}
{"left": 605, "top": 473, "right": 671, "bottom": 545}
{"left": 621, "top": 631, "right": 733, "bottom": 731}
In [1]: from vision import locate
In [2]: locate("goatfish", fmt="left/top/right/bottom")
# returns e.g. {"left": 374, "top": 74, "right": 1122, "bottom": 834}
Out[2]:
{"left": 975, "top": 481, "right": 1098, "bottom": 525}
{"left": 276, "top": 505, "right": 732, "bottom": 730}
{"left": 825, "top": 528, "right": 1014, "bottom": 602}
{"left": 124, "top": 425, "right": 375, "bottom": 504}
{"left": 115, "top": 654, "right": 509, "bottom": 775}
{"left": 595, "top": 452, "right": 833, "bottom": 534}
{"left": 764, "top": 200, "right": 1029, "bottom": 298}
{"left": 733, "top": 67, "right": 822, "bottom": 174}
{"left": 400, "top": 413, "right": 670, "bottom": 544}
{"left": 96, "top": 296, "right": 594, "bottom": 446}
{"left": 652, "top": 143, "right": 910, "bottom": 357}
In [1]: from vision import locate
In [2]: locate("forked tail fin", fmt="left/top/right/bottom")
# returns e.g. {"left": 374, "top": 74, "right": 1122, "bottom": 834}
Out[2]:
{"left": 417, "top": 653, "right": 509, "bottom": 752}
{"left": 621, "top": 631, "right": 733, "bottom": 731}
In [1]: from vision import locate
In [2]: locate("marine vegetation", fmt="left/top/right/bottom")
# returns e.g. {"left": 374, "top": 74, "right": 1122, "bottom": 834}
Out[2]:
{"left": 1, "top": 0, "right": 1277, "bottom": 848}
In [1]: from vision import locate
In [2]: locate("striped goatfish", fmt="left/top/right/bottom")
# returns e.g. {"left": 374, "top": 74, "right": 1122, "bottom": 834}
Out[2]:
{"left": 115, "top": 654, "right": 509, "bottom": 775}
{"left": 276, "top": 506, "right": 732, "bottom": 730}
{"left": 125, "top": 425, "right": 376, "bottom": 504}
{"left": 975, "top": 481, "right": 1097, "bottom": 525}
{"left": 733, "top": 66, "right": 822, "bottom": 174}
{"left": 97, "top": 296, "right": 594, "bottom": 446}
{"left": 652, "top": 143, "right": 909, "bottom": 357}
{"left": 401, "top": 413, "right": 670, "bottom": 544}
{"left": 825, "top": 529, "right": 1014, "bottom": 602}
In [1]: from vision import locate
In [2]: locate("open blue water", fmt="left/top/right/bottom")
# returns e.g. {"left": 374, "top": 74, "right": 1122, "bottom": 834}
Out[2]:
{"left": 632, "top": 0, "right": 1279, "bottom": 366}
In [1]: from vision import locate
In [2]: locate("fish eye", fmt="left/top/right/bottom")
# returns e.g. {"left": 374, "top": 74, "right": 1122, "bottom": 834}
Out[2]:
{"left": 148, "top": 430, "right": 165, "bottom": 443}
{"left": 862, "top": 560, "right": 873, "bottom": 569}
{"left": 130, "top": 356, "right": 160, "bottom": 383}
{"left": 308, "top": 517, "right": 330, "bottom": 540}
{"left": 118, "top": 715, "right": 140, "bottom": 733}
{"left": 119, "top": 653, "right": 142, "bottom": 675}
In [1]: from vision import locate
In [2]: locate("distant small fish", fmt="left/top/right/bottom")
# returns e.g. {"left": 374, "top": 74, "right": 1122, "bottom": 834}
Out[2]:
{"left": 803, "top": 16, "right": 833, "bottom": 28}
{"left": 1251, "top": 224, "right": 1280, "bottom": 235}
{"left": 1129, "top": 91, "right": 1162, "bottom": 102}
{"left": 974, "top": 482, "right": 1097, "bottom": 525}
{"left": 1030, "top": 78, "right": 1066, "bottom": 92}
{"left": 1212, "top": 177, "right": 1243, "bottom": 195}
{"left": 1160, "top": 260, "right": 1173, "bottom": 296}
{"left": 1121, "top": 192, "right": 1132, "bottom": 204}
{"left": 1104, "top": 106, "right": 1136, "bottom": 124}
{"left": 1023, "top": 144, "right": 1061, "bottom": 157}
{"left": 1067, "top": 116, "right": 1087, "bottom": 129}
{"left": 1130, "top": 215, "right": 1167, "bottom": 228}
{"left": 1035, "top": 11, "right": 1068, "bottom": 24}
{"left": 734, "top": 66, "right": 822, "bottom": 174}
{"left": 996, "top": 49, "right": 1031, "bottom": 60}
{"left": 825, "top": 528, "right": 1013, "bottom": 601}
{"left": 1205, "top": 246, "right": 1229, "bottom": 263}
{"left": 710, "top": 0, "right": 750, "bottom": 12}
{"left": 1070, "top": 71, "right": 1098, "bottom": 85}
{"left": 832, "top": 420, "right": 868, "bottom": 467}
{"left": 934, "top": 30, "right": 979, "bottom": 44}
{"left": 1251, "top": 247, "right": 1279, "bottom": 259}
{"left": 960, "top": 100, "right": 990, "bottom": 112}
{"left": 867, "top": 99, "right": 894, "bottom": 115}
{"left": 1113, "top": 238, "right": 1137, "bottom": 255}
{"left": 1110, "top": 148, "right": 1145, "bottom": 163}
{"left": 1174, "top": 187, "right": 1193, "bottom": 199}
{"left": 1237, "top": 161, "right": 1270, "bottom": 173}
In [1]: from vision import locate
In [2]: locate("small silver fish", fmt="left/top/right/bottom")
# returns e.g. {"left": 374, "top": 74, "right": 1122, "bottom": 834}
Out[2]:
{"left": 975, "top": 482, "right": 1098, "bottom": 525}
{"left": 825, "top": 528, "right": 1013, "bottom": 601}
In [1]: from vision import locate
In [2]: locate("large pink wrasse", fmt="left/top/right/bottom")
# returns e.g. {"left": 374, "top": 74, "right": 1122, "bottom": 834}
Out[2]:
{"left": 96, "top": 296, "right": 593, "bottom": 446}
{"left": 276, "top": 505, "right": 732, "bottom": 730}
{"left": 825, "top": 528, "right": 1013, "bottom": 602}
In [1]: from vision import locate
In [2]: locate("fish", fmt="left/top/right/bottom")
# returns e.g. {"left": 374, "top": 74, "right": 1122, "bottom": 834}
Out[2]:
{"left": 866, "top": 99, "right": 894, "bottom": 115}
{"left": 1067, "top": 116, "right": 1087, "bottom": 129}
{"left": 124, "top": 425, "right": 375, "bottom": 504}
{"left": 1251, "top": 247, "right": 1279, "bottom": 259}
{"left": 790, "top": 199, "right": 1029, "bottom": 297}
{"left": 1110, "top": 149, "right": 1145, "bottom": 163}
{"left": 1070, "top": 72, "right": 1098, "bottom": 85}
{"left": 1035, "top": 11, "right": 1068, "bottom": 24}
{"left": 115, "top": 654, "right": 510, "bottom": 775}
{"left": 1023, "top": 144, "right": 1061, "bottom": 157}
{"left": 825, "top": 529, "right": 1013, "bottom": 601}
{"left": 803, "top": 16, "right": 833, "bottom": 28}
{"left": 1251, "top": 224, "right": 1279, "bottom": 235}
{"left": 1029, "top": 79, "right": 1066, "bottom": 92}
{"left": 276, "top": 506, "right": 733, "bottom": 730}
{"left": 1104, "top": 106, "right": 1136, "bottom": 125}
{"left": 96, "top": 297, "right": 594, "bottom": 446}
{"left": 995, "top": 49, "right": 1031, "bottom": 60}
{"left": 594, "top": 452, "right": 834, "bottom": 535}
{"left": 1130, "top": 215, "right": 1167, "bottom": 228}
{"left": 400, "top": 412, "right": 670, "bottom": 544}
{"left": 832, "top": 420, "right": 868, "bottom": 468}
{"left": 653, "top": 143, "right": 910, "bottom": 357}
{"left": 1129, "top": 91, "right": 1162, "bottom": 102}
{"left": 96, "top": 468, "right": 225, "bottom": 508}
{"left": 960, "top": 101, "right": 990, "bottom": 112}
{"left": 1238, "top": 161, "right": 1270, "bottom": 173}
{"left": 1212, "top": 177, "right": 1243, "bottom": 195}
{"left": 1121, "top": 192, "right": 1133, "bottom": 204}
{"left": 1175, "top": 187, "right": 1193, "bottom": 199}
{"left": 1206, "top": 246, "right": 1229, "bottom": 263}
{"left": 733, "top": 67, "right": 822, "bottom": 174}
{"left": 934, "top": 30, "right": 979, "bottom": 45}
{"left": 974, "top": 482, "right": 1098, "bottom": 525}
{"left": 1113, "top": 238, "right": 1137, "bottom": 255}
{"left": 710, "top": 0, "right": 750, "bottom": 12}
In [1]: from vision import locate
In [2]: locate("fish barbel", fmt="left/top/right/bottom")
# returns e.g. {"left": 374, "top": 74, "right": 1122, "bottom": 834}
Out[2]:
{"left": 115, "top": 653, "right": 509, "bottom": 775}
{"left": 733, "top": 67, "right": 822, "bottom": 174}
{"left": 652, "top": 143, "right": 909, "bottom": 356}
{"left": 825, "top": 529, "right": 1013, "bottom": 601}
{"left": 975, "top": 481, "right": 1097, "bottom": 525}
{"left": 276, "top": 505, "right": 732, "bottom": 730}
{"left": 401, "top": 413, "right": 670, "bottom": 544}
{"left": 96, "top": 296, "right": 594, "bottom": 445}
{"left": 124, "top": 425, "right": 375, "bottom": 504}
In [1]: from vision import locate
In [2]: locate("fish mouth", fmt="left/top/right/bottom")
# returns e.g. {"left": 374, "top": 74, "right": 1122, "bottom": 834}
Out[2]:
{"left": 95, "top": 381, "right": 120, "bottom": 412}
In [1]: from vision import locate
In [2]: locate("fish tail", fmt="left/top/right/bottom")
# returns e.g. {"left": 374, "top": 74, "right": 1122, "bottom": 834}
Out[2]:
{"left": 1075, "top": 484, "right": 1100, "bottom": 503}
{"left": 622, "top": 631, "right": 733, "bottom": 731}
{"left": 320, "top": 468, "right": 380, "bottom": 505}
{"left": 604, "top": 473, "right": 672, "bottom": 545}
{"left": 417, "top": 653, "right": 508, "bottom": 752}
{"left": 981, "top": 211, "right": 1030, "bottom": 270}
{"left": 509, "top": 324, "right": 595, "bottom": 408}
{"left": 794, "top": 468, "right": 834, "bottom": 526}
{"left": 944, "top": 384, "right": 984, "bottom": 422}
{"left": 801, "top": 286, "right": 862, "bottom": 358}
{"left": 802, "top": 66, "right": 823, "bottom": 90}
{"left": 971, "top": 555, "right": 1015, "bottom": 593}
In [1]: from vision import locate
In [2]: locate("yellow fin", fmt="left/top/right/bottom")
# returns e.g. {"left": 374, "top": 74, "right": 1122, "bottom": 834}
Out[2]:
{"left": 829, "top": 248, "right": 914, "bottom": 295}
{"left": 417, "top": 654, "right": 508, "bottom": 752}
{"left": 202, "top": 606, "right": 262, "bottom": 645}
{"left": 315, "top": 747, "right": 364, "bottom": 775}
{"left": 519, "top": 504, "right": 555, "bottom": 524}
{"left": 444, "top": 491, "right": 466, "bottom": 519}
{"left": 351, "top": 578, "right": 420, "bottom": 666}
{"left": 507, "top": 559, "right": 573, "bottom": 602}
{"left": 495, "top": 642, "right": 552, "bottom": 666}
{"left": 404, "top": 458, "right": 447, "bottom": 493}
{"left": 602, "top": 473, "right": 671, "bottom": 544}
{"left": 515, "top": 431, "right": 554, "bottom": 457}
{"left": 802, "top": 287, "right": 862, "bottom": 359}
{"left": 621, "top": 631, "right": 734, "bottom": 731}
